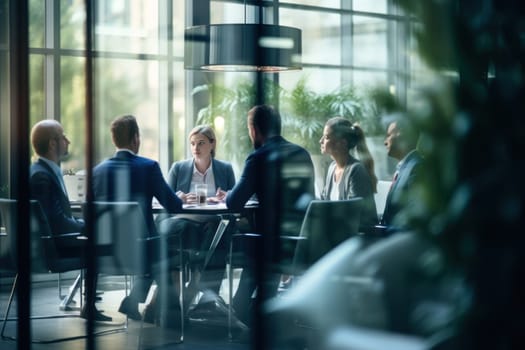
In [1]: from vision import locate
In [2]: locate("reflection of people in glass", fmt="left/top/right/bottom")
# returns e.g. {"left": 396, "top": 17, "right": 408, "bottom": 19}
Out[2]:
{"left": 319, "top": 117, "right": 378, "bottom": 228}
{"left": 163, "top": 125, "right": 235, "bottom": 298}
{"left": 29, "top": 119, "right": 111, "bottom": 322}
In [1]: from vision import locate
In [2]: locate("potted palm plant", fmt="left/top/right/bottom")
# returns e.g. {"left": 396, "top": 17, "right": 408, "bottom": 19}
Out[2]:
{"left": 193, "top": 77, "right": 384, "bottom": 193}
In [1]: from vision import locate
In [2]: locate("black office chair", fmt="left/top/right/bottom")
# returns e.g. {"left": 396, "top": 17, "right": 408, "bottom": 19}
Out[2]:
{"left": 86, "top": 201, "right": 188, "bottom": 346}
{"left": 291, "top": 198, "right": 363, "bottom": 274}
{"left": 0, "top": 198, "right": 105, "bottom": 343}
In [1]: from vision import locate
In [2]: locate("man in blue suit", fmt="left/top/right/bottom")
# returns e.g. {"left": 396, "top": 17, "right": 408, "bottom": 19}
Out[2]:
{"left": 29, "top": 119, "right": 111, "bottom": 321}
{"left": 93, "top": 114, "right": 183, "bottom": 322}
{"left": 380, "top": 114, "right": 423, "bottom": 231}
{"left": 218, "top": 105, "right": 315, "bottom": 328}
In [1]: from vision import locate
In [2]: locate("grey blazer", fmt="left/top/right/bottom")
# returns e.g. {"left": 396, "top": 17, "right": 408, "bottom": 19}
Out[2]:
{"left": 167, "top": 158, "right": 236, "bottom": 193}
{"left": 321, "top": 160, "right": 378, "bottom": 228}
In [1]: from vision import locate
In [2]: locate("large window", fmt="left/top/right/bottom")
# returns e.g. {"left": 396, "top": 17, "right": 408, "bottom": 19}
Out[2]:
{"left": 1, "top": 0, "right": 420, "bottom": 187}
{"left": 19, "top": 0, "right": 186, "bottom": 175}
{"left": 207, "top": 0, "right": 417, "bottom": 180}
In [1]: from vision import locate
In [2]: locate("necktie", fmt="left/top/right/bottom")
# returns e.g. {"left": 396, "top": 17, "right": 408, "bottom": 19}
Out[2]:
{"left": 389, "top": 171, "right": 399, "bottom": 192}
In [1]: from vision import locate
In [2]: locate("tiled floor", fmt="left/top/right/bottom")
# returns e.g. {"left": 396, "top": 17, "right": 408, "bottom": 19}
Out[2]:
{"left": 0, "top": 273, "right": 251, "bottom": 350}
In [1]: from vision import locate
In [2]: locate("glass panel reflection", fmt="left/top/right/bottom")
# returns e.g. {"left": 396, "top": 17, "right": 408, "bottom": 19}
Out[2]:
{"left": 353, "top": 15, "right": 388, "bottom": 68}
{"left": 95, "top": 0, "right": 159, "bottom": 54}
{"left": 283, "top": 0, "right": 341, "bottom": 8}
{"left": 29, "top": 0, "right": 44, "bottom": 48}
{"left": 353, "top": 0, "right": 388, "bottom": 14}
{"left": 280, "top": 8, "right": 341, "bottom": 65}
{"left": 29, "top": 54, "right": 44, "bottom": 125}
{"left": 95, "top": 58, "right": 159, "bottom": 161}
{"left": 60, "top": 0, "right": 85, "bottom": 50}
{"left": 60, "top": 56, "right": 86, "bottom": 172}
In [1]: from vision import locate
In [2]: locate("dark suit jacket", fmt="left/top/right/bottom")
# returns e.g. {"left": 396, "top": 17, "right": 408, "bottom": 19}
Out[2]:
{"left": 92, "top": 150, "right": 183, "bottom": 236}
{"left": 226, "top": 136, "right": 315, "bottom": 235}
{"left": 167, "top": 158, "right": 236, "bottom": 193}
{"left": 30, "top": 159, "right": 84, "bottom": 234}
{"left": 381, "top": 150, "right": 423, "bottom": 228}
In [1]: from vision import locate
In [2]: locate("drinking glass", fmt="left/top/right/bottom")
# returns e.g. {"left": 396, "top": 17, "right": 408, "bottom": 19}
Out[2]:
{"left": 195, "top": 184, "right": 208, "bottom": 205}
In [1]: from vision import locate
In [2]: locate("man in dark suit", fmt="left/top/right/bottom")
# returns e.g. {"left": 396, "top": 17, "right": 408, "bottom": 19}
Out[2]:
{"left": 217, "top": 105, "right": 315, "bottom": 327}
{"left": 381, "top": 114, "right": 423, "bottom": 231}
{"left": 92, "top": 114, "right": 183, "bottom": 322}
{"left": 30, "top": 120, "right": 84, "bottom": 235}
{"left": 29, "top": 119, "right": 111, "bottom": 322}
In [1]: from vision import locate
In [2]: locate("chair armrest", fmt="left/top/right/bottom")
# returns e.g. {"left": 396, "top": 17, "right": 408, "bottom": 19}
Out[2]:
{"left": 358, "top": 225, "right": 388, "bottom": 237}
{"left": 42, "top": 233, "right": 85, "bottom": 251}
{"left": 41, "top": 232, "right": 83, "bottom": 241}
{"left": 280, "top": 235, "right": 307, "bottom": 242}
{"left": 232, "top": 232, "right": 261, "bottom": 239}
{"left": 137, "top": 235, "right": 161, "bottom": 242}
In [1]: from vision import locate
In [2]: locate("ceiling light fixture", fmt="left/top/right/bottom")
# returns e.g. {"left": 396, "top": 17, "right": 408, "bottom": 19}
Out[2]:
{"left": 184, "top": 3, "right": 301, "bottom": 72}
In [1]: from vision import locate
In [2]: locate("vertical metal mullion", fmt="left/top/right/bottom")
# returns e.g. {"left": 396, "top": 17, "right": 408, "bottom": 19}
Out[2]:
{"left": 253, "top": 3, "right": 264, "bottom": 349}
{"left": 44, "top": 0, "right": 59, "bottom": 120}
{"left": 53, "top": 0, "right": 61, "bottom": 121}
{"left": 184, "top": 0, "right": 210, "bottom": 159}
{"left": 10, "top": 0, "right": 31, "bottom": 348}
{"left": 159, "top": 0, "right": 171, "bottom": 171}
{"left": 84, "top": 0, "right": 96, "bottom": 348}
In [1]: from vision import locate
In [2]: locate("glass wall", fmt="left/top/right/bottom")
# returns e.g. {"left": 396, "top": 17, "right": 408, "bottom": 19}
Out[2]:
{"left": 0, "top": 0, "right": 432, "bottom": 347}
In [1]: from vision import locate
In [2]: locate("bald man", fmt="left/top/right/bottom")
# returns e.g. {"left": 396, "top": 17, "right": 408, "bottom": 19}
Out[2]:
{"left": 30, "top": 120, "right": 84, "bottom": 234}
{"left": 30, "top": 119, "right": 112, "bottom": 322}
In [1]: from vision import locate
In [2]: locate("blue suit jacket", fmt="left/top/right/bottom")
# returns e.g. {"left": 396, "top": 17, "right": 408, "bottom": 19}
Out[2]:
{"left": 381, "top": 150, "right": 423, "bottom": 228}
{"left": 167, "top": 158, "right": 236, "bottom": 193}
{"left": 30, "top": 159, "right": 84, "bottom": 234}
{"left": 226, "top": 136, "right": 315, "bottom": 233}
{"left": 93, "top": 150, "right": 183, "bottom": 236}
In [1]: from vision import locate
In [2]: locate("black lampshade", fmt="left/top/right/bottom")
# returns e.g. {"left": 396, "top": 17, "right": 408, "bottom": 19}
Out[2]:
{"left": 184, "top": 24, "right": 302, "bottom": 72}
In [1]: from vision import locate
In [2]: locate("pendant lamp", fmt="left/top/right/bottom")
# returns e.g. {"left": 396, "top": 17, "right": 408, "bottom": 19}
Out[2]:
{"left": 184, "top": 23, "right": 302, "bottom": 72}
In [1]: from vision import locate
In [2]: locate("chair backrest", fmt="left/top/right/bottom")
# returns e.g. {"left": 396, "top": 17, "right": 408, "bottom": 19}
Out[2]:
{"left": 292, "top": 198, "right": 363, "bottom": 271}
{"left": 86, "top": 201, "right": 150, "bottom": 276}
{"left": 0, "top": 198, "right": 64, "bottom": 273}
{"left": 0, "top": 198, "right": 16, "bottom": 271}
{"left": 258, "top": 148, "right": 316, "bottom": 267}
{"left": 278, "top": 160, "right": 316, "bottom": 237}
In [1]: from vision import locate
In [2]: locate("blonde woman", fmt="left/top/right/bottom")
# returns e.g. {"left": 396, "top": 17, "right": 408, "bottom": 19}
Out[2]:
{"left": 167, "top": 125, "right": 235, "bottom": 201}
{"left": 319, "top": 116, "right": 378, "bottom": 228}
{"left": 161, "top": 125, "right": 235, "bottom": 309}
